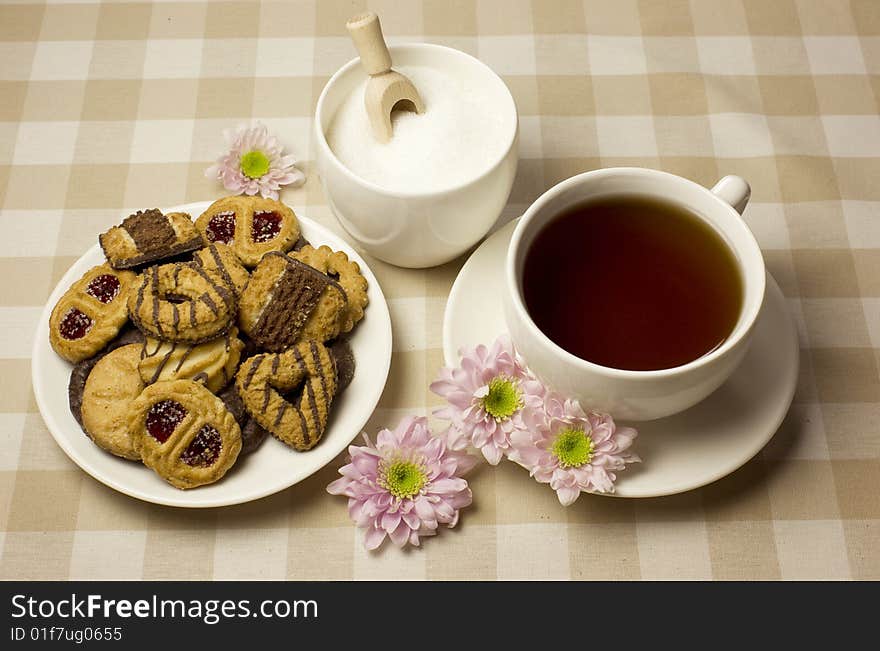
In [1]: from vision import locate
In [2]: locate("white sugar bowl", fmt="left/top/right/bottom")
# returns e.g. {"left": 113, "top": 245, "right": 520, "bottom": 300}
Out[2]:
{"left": 314, "top": 43, "right": 519, "bottom": 269}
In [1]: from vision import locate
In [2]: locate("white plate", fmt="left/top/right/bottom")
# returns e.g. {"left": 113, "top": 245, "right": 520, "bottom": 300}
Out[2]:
{"left": 32, "top": 202, "right": 392, "bottom": 508}
{"left": 443, "top": 219, "right": 798, "bottom": 498}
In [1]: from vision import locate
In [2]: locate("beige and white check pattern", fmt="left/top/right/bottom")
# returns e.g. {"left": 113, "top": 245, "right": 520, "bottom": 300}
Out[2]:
{"left": 1, "top": 0, "right": 878, "bottom": 581}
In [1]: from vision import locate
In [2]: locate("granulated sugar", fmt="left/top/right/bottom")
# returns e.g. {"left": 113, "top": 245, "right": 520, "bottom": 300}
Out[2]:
{"left": 327, "top": 65, "right": 512, "bottom": 193}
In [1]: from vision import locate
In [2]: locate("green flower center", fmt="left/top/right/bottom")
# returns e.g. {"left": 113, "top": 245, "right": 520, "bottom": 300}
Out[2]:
{"left": 551, "top": 428, "right": 594, "bottom": 468}
{"left": 379, "top": 459, "right": 427, "bottom": 499}
{"left": 239, "top": 150, "right": 271, "bottom": 179}
{"left": 481, "top": 376, "right": 523, "bottom": 421}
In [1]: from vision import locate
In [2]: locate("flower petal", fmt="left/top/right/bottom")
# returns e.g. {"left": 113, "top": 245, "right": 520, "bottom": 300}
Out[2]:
{"left": 381, "top": 510, "right": 401, "bottom": 534}
{"left": 389, "top": 521, "right": 411, "bottom": 547}
{"left": 480, "top": 442, "right": 504, "bottom": 466}
{"left": 555, "top": 485, "right": 581, "bottom": 506}
{"left": 326, "top": 477, "right": 351, "bottom": 496}
{"left": 363, "top": 526, "right": 386, "bottom": 551}
{"left": 429, "top": 477, "right": 468, "bottom": 495}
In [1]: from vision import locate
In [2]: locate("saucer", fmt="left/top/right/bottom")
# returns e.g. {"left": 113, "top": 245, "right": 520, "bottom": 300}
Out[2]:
{"left": 443, "top": 219, "right": 798, "bottom": 498}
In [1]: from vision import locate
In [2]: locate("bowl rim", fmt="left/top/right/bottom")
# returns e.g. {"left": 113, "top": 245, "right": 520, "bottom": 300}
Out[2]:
{"left": 314, "top": 42, "right": 519, "bottom": 199}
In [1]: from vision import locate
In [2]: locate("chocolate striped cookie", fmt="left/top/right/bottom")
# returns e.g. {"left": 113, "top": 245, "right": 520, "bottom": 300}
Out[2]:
{"left": 128, "top": 262, "right": 237, "bottom": 344}
{"left": 234, "top": 341, "right": 338, "bottom": 451}
{"left": 191, "top": 243, "right": 250, "bottom": 298}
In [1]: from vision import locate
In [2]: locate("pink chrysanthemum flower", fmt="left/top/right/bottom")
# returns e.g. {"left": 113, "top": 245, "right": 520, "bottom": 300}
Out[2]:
{"left": 430, "top": 336, "right": 546, "bottom": 465}
{"left": 509, "top": 393, "right": 640, "bottom": 504}
{"left": 327, "top": 416, "right": 476, "bottom": 550}
{"left": 205, "top": 122, "right": 305, "bottom": 200}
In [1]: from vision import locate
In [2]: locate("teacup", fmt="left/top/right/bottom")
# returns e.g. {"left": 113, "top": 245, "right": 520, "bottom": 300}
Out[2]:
{"left": 503, "top": 168, "right": 764, "bottom": 421}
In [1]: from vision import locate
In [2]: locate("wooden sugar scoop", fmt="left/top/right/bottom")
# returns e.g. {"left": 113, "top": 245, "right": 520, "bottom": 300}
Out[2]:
{"left": 346, "top": 12, "right": 424, "bottom": 143}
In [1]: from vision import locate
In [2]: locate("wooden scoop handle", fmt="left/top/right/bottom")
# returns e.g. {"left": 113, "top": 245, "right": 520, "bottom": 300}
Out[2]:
{"left": 346, "top": 12, "right": 392, "bottom": 76}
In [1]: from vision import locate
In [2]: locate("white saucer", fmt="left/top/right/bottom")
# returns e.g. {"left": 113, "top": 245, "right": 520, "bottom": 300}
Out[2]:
{"left": 32, "top": 202, "right": 392, "bottom": 508}
{"left": 443, "top": 219, "right": 798, "bottom": 498}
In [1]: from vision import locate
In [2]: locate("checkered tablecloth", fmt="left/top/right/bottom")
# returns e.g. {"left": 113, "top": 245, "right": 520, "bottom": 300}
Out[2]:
{"left": 1, "top": 0, "right": 878, "bottom": 581}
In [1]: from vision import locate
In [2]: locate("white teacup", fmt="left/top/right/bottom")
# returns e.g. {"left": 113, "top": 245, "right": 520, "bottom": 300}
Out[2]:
{"left": 315, "top": 43, "right": 519, "bottom": 269}
{"left": 504, "top": 168, "right": 765, "bottom": 421}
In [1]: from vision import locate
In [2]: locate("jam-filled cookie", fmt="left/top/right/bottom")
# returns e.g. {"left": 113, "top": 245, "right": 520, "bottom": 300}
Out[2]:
{"left": 100, "top": 209, "right": 202, "bottom": 270}
{"left": 238, "top": 252, "right": 347, "bottom": 351}
{"left": 49, "top": 263, "right": 137, "bottom": 363}
{"left": 80, "top": 344, "right": 145, "bottom": 460}
{"left": 191, "top": 243, "right": 250, "bottom": 298}
{"left": 291, "top": 245, "right": 368, "bottom": 334}
{"left": 128, "top": 262, "right": 236, "bottom": 344}
{"left": 195, "top": 196, "right": 300, "bottom": 267}
{"left": 129, "top": 379, "right": 242, "bottom": 489}
{"left": 235, "top": 341, "right": 337, "bottom": 451}
{"left": 138, "top": 326, "right": 244, "bottom": 392}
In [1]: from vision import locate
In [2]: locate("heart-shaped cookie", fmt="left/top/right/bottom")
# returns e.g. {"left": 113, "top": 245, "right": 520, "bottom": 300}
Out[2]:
{"left": 235, "top": 341, "right": 338, "bottom": 451}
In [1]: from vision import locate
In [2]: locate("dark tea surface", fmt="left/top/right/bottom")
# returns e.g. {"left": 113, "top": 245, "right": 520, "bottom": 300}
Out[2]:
{"left": 522, "top": 195, "right": 743, "bottom": 371}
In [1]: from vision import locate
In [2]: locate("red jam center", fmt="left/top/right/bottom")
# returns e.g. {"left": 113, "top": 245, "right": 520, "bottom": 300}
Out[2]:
{"left": 180, "top": 425, "right": 222, "bottom": 467}
{"left": 59, "top": 308, "right": 93, "bottom": 340}
{"left": 252, "top": 211, "right": 282, "bottom": 243}
{"left": 86, "top": 274, "right": 121, "bottom": 304}
{"left": 205, "top": 211, "right": 236, "bottom": 244}
{"left": 145, "top": 400, "right": 187, "bottom": 443}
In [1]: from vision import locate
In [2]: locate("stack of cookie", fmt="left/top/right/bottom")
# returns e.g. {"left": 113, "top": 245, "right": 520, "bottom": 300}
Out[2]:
{"left": 49, "top": 196, "right": 367, "bottom": 490}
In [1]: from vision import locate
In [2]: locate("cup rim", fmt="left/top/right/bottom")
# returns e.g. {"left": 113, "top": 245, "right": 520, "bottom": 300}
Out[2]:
{"left": 314, "top": 42, "right": 519, "bottom": 199}
{"left": 506, "top": 167, "right": 767, "bottom": 380}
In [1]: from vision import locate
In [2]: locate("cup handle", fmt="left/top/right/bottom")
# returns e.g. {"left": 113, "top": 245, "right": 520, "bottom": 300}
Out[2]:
{"left": 711, "top": 175, "right": 751, "bottom": 215}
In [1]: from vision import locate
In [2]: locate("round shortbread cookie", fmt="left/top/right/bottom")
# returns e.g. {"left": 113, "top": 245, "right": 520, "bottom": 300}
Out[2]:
{"left": 80, "top": 344, "right": 144, "bottom": 460}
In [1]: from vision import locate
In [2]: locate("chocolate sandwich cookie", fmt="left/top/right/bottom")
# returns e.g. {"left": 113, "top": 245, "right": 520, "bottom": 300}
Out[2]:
{"left": 100, "top": 209, "right": 202, "bottom": 270}
{"left": 217, "top": 384, "right": 269, "bottom": 455}
{"left": 128, "top": 262, "right": 236, "bottom": 344}
{"left": 235, "top": 341, "right": 338, "bottom": 451}
{"left": 238, "top": 332, "right": 262, "bottom": 361}
{"left": 329, "top": 338, "right": 355, "bottom": 393}
{"left": 138, "top": 326, "right": 244, "bottom": 393}
{"left": 129, "top": 379, "right": 242, "bottom": 489}
{"left": 195, "top": 196, "right": 301, "bottom": 267}
{"left": 238, "top": 252, "right": 347, "bottom": 352}
{"left": 49, "top": 263, "right": 137, "bottom": 363}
